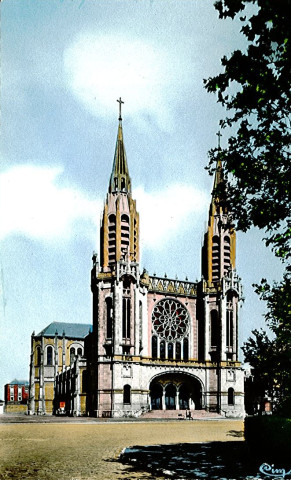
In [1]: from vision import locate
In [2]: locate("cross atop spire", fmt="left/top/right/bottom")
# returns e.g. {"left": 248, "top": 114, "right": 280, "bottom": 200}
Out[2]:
{"left": 216, "top": 130, "right": 222, "bottom": 149}
{"left": 117, "top": 97, "right": 124, "bottom": 121}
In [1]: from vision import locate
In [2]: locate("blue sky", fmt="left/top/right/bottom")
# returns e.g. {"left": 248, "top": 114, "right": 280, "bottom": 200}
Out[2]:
{"left": 0, "top": 0, "right": 284, "bottom": 396}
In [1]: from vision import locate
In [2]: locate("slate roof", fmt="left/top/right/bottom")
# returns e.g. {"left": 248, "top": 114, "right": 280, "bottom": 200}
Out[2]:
{"left": 36, "top": 322, "right": 92, "bottom": 339}
{"left": 9, "top": 379, "right": 29, "bottom": 386}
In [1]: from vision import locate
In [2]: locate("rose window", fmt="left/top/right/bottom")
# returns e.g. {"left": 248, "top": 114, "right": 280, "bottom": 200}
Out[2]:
{"left": 152, "top": 299, "right": 189, "bottom": 341}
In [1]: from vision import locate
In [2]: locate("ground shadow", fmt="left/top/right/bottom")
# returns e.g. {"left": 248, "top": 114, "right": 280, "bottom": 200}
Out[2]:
{"left": 118, "top": 441, "right": 290, "bottom": 479}
{"left": 227, "top": 429, "right": 244, "bottom": 438}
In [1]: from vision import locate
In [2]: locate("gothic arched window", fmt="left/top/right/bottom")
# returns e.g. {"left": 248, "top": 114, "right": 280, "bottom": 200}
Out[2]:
{"left": 35, "top": 346, "right": 41, "bottom": 366}
{"left": 211, "top": 310, "right": 220, "bottom": 347}
{"left": 168, "top": 342, "right": 173, "bottom": 359}
{"left": 160, "top": 340, "right": 165, "bottom": 360}
{"left": 46, "top": 346, "right": 53, "bottom": 366}
{"left": 176, "top": 341, "right": 181, "bottom": 361}
{"left": 183, "top": 338, "right": 189, "bottom": 361}
{"left": 152, "top": 336, "right": 157, "bottom": 359}
{"left": 70, "top": 347, "right": 75, "bottom": 364}
{"left": 226, "top": 294, "right": 234, "bottom": 348}
{"left": 123, "top": 384, "right": 131, "bottom": 405}
{"left": 106, "top": 297, "right": 113, "bottom": 338}
{"left": 139, "top": 300, "right": 143, "bottom": 353}
{"left": 122, "top": 297, "right": 130, "bottom": 339}
{"left": 228, "top": 387, "right": 234, "bottom": 405}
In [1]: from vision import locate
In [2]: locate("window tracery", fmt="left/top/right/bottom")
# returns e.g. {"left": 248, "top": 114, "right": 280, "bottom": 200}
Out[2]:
{"left": 152, "top": 298, "right": 189, "bottom": 341}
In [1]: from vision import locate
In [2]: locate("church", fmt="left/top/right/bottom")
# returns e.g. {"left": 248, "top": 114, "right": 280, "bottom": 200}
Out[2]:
{"left": 28, "top": 102, "right": 244, "bottom": 418}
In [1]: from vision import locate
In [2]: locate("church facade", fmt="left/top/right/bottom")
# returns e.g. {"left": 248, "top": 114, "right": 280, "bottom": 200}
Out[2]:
{"left": 28, "top": 110, "right": 244, "bottom": 418}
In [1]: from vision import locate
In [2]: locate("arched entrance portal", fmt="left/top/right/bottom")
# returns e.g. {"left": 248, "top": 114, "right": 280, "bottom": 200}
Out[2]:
{"left": 150, "top": 373, "right": 203, "bottom": 411}
{"left": 151, "top": 383, "right": 163, "bottom": 410}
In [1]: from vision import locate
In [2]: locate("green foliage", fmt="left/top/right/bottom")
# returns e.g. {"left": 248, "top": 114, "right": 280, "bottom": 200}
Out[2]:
{"left": 242, "top": 329, "right": 278, "bottom": 401}
{"left": 205, "top": 0, "right": 291, "bottom": 260}
{"left": 242, "top": 273, "right": 291, "bottom": 411}
{"left": 254, "top": 273, "right": 291, "bottom": 410}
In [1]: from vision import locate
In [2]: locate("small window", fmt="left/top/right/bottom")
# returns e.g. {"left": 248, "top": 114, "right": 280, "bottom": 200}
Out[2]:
{"left": 168, "top": 342, "right": 173, "bottom": 360}
{"left": 211, "top": 310, "right": 220, "bottom": 347}
{"left": 70, "top": 347, "right": 76, "bottom": 363}
{"left": 160, "top": 340, "right": 165, "bottom": 360}
{"left": 123, "top": 384, "right": 131, "bottom": 405}
{"left": 152, "top": 336, "right": 157, "bottom": 359}
{"left": 10, "top": 386, "right": 14, "bottom": 402}
{"left": 122, "top": 297, "right": 130, "bottom": 339}
{"left": 47, "top": 346, "right": 53, "bottom": 365}
{"left": 176, "top": 342, "right": 181, "bottom": 361}
{"left": 35, "top": 346, "right": 41, "bottom": 366}
{"left": 183, "top": 338, "right": 189, "bottom": 361}
{"left": 106, "top": 297, "right": 113, "bottom": 338}
{"left": 77, "top": 348, "right": 82, "bottom": 356}
{"left": 228, "top": 388, "right": 234, "bottom": 405}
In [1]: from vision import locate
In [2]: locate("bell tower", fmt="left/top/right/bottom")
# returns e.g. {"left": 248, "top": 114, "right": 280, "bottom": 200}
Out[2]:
{"left": 90, "top": 100, "right": 145, "bottom": 417}
{"left": 100, "top": 98, "right": 139, "bottom": 271}
{"left": 200, "top": 144, "right": 242, "bottom": 369}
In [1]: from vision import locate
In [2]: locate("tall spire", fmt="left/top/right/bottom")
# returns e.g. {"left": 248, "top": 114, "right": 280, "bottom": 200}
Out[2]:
{"left": 109, "top": 98, "right": 131, "bottom": 194}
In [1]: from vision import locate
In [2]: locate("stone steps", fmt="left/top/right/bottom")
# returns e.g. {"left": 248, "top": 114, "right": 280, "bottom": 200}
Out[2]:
{"left": 141, "top": 409, "right": 222, "bottom": 419}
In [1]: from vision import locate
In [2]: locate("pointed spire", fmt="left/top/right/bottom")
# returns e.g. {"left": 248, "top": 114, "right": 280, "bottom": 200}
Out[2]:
{"left": 109, "top": 98, "right": 131, "bottom": 194}
{"left": 213, "top": 130, "right": 224, "bottom": 192}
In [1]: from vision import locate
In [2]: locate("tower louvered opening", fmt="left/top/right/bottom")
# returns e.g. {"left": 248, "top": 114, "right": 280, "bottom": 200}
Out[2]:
{"left": 108, "top": 214, "right": 116, "bottom": 264}
{"left": 212, "top": 235, "right": 220, "bottom": 281}
{"left": 224, "top": 236, "right": 231, "bottom": 276}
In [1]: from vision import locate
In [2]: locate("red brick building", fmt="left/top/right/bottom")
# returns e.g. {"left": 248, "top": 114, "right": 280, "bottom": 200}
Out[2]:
{"left": 5, "top": 379, "right": 29, "bottom": 413}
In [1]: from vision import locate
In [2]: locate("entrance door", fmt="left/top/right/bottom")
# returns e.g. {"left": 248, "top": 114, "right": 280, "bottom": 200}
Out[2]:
{"left": 165, "top": 384, "right": 176, "bottom": 410}
{"left": 151, "top": 383, "right": 162, "bottom": 410}
{"left": 179, "top": 384, "right": 190, "bottom": 409}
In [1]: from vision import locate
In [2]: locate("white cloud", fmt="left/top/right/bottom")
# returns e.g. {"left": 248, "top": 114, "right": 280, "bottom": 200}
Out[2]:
{"left": 134, "top": 184, "right": 208, "bottom": 249}
{"left": 0, "top": 165, "right": 100, "bottom": 243}
{"left": 63, "top": 33, "right": 190, "bottom": 131}
{"left": 0, "top": 165, "right": 207, "bottom": 251}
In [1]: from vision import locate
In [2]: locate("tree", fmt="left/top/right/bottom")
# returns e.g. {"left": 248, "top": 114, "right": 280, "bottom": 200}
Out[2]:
{"left": 242, "top": 274, "right": 291, "bottom": 412}
{"left": 242, "top": 329, "right": 277, "bottom": 411}
{"left": 253, "top": 274, "right": 291, "bottom": 411}
{"left": 205, "top": 0, "right": 291, "bottom": 260}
